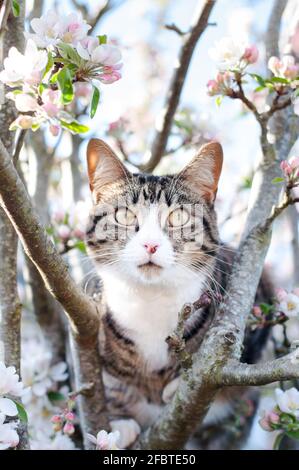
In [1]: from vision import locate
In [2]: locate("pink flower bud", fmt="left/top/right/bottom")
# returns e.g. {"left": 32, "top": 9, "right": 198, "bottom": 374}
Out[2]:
{"left": 259, "top": 416, "right": 273, "bottom": 432}
{"left": 65, "top": 411, "right": 75, "bottom": 421}
{"left": 276, "top": 287, "right": 288, "bottom": 302}
{"left": 51, "top": 414, "right": 62, "bottom": 424}
{"left": 63, "top": 422, "right": 75, "bottom": 435}
{"left": 268, "top": 56, "right": 281, "bottom": 75}
{"left": 49, "top": 124, "right": 60, "bottom": 137}
{"left": 252, "top": 306, "right": 262, "bottom": 318}
{"left": 207, "top": 79, "right": 219, "bottom": 96}
{"left": 243, "top": 45, "right": 259, "bottom": 64}
{"left": 289, "top": 156, "right": 299, "bottom": 170}
{"left": 57, "top": 225, "right": 71, "bottom": 240}
{"left": 280, "top": 160, "right": 292, "bottom": 176}
{"left": 269, "top": 411, "right": 280, "bottom": 424}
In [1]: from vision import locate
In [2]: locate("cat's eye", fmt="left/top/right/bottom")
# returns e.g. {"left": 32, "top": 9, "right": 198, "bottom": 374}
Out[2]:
{"left": 115, "top": 207, "right": 137, "bottom": 226}
{"left": 168, "top": 208, "right": 190, "bottom": 227}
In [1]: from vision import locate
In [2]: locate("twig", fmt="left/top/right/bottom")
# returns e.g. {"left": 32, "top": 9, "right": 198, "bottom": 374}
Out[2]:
{"left": 165, "top": 23, "right": 186, "bottom": 36}
{"left": 141, "top": 0, "right": 216, "bottom": 172}
{"left": 13, "top": 129, "right": 27, "bottom": 166}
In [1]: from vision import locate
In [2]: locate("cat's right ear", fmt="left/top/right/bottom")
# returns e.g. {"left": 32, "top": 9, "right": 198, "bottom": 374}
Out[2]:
{"left": 87, "top": 138, "right": 130, "bottom": 202}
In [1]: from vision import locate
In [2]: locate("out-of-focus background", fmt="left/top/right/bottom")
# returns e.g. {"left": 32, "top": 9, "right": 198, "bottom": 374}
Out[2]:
{"left": 15, "top": 0, "right": 299, "bottom": 450}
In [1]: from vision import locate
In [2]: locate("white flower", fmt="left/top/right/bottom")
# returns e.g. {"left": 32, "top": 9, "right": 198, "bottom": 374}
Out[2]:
{"left": 15, "top": 93, "right": 39, "bottom": 112}
{"left": 0, "top": 362, "right": 24, "bottom": 397}
{"left": 209, "top": 36, "right": 246, "bottom": 70}
{"left": 26, "top": 10, "right": 91, "bottom": 48}
{"left": 21, "top": 341, "right": 68, "bottom": 402}
{"left": 275, "top": 387, "right": 299, "bottom": 418}
{"left": 278, "top": 292, "right": 299, "bottom": 317}
{"left": 26, "top": 10, "right": 61, "bottom": 48}
{"left": 59, "top": 12, "right": 91, "bottom": 45}
{"left": 0, "top": 413, "right": 19, "bottom": 450}
{"left": 87, "top": 430, "right": 120, "bottom": 450}
{"left": 77, "top": 39, "right": 122, "bottom": 66}
{"left": 0, "top": 39, "right": 48, "bottom": 86}
{"left": 0, "top": 398, "right": 18, "bottom": 417}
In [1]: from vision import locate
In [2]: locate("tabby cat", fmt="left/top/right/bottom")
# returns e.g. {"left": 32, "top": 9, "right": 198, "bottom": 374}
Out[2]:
{"left": 85, "top": 138, "right": 271, "bottom": 449}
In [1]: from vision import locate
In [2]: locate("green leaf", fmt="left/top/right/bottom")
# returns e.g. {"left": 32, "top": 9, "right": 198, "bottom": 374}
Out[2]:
{"left": 13, "top": 400, "right": 28, "bottom": 423}
{"left": 50, "top": 71, "right": 60, "bottom": 84}
{"left": 254, "top": 86, "right": 266, "bottom": 92}
{"left": 60, "top": 119, "right": 89, "bottom": 134}
{"left": 97, "top": 35, "right": 107, "bottom": 45}
{"left": 272, "top": 177, "right": 285, "bottom": 184}
{"left": 286, "top": 430, "right": 299, "bottom": 440}
{"left": 11, "top": 0, "right": 20, "bottom": 16}
{"left": 216, "top": 96, "right": 223, "bottom": 107}
{"left": 58, "top": 43, "right": 84, "bottom": 67}
{"left": 74, "top": 240, "right": 87, "bottom": 254}
{"left": 250, "top": 73, "right": 265, "bottom": 87}
{"left": 269, "top": 77, "right": 289, "bottom": 84}
{"left": 273, "top": 433, "right": 284, "bottom": 450}
{"left": 90, "top": 86, "right": 100, "bottom": 119}
{"left": 43, "top": 52, "right": 54, "bottom": 79}
{"left": 57, "top": 67, "right": 74, "bottom": 105}
{"left": 48, "top": 391, "right": 66, "bottom": 402}
{"left": 38, "top": 82, "right": 48, "bottom": 95}
{"left": 259, "top": 303, "right": 273, "bottom": 315}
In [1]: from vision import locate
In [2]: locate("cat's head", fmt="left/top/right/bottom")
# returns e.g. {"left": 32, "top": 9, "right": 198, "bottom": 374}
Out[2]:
{"left": 85, "top": 138, "right": 223, "bottom": 288}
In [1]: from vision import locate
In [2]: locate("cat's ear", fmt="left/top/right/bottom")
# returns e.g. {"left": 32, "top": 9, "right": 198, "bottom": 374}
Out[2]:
{"left": 87, "top": 138, "right": 130, "bottom": 201}
{"left": 179, "top": 141, "right": 223, "bottom": 203}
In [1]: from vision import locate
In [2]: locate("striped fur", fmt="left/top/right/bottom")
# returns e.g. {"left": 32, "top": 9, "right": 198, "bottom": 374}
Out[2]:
{"left": 85, "top": 140, "right": 272, "bottom": 448}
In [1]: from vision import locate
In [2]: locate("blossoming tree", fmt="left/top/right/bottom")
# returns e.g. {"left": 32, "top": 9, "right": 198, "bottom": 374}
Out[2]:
{"left": 0, "top": 0, "right": 299, "bottom": 451}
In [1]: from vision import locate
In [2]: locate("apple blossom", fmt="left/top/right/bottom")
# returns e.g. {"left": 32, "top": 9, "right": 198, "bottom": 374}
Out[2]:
{"left": 26, "top": 10, "right": 91, "bottom": 48}
{"left": 49, "top": 124, "right": 61, "bottom": 137}
{"left": 0, "top": 413, "right": 19, "bottom": 450}
{"left": 63, "top": 422, "right": 75, "bottom": 436}
{"left": 259, "top": 410, "right": 280, "bottom": 432}
{"left": 87, "top": 430, "right": 120, "bottom": 450}
{"left": 21, "top": 341, "right": 68, "bottom": 402}
{"left": 10, "top": 115, "right": 37, "bottom": 130}
{"left": 0, "top": 39, "right": 48, "bottom": 87}
{"left": 268, "top": 55, "right": 299, "bottom": 80}
{"left": 242, "top": 45, "right": 259, "bottom": 64}
{"left": 280, "top": 156, "right": 299, "bottom": 182}
{"left": 57, "top": 225, "right": 72, "bottom": 240}
{"left": 278, "top": 292, "right": 299, "bottom": 317}
{"left": 206, "top": 71, "right": 233, "bottom": 97}
{"left": 0, "top": 362, "right": 25, "bottom": 397}
{"left": 209, "top": 37, "right": 258, "bottom": 71}
{"left": 41, "top": 90, "right": 62, "bottom": 118}
{"left": 275, "top": 388, "right": 299, "bottom": 418}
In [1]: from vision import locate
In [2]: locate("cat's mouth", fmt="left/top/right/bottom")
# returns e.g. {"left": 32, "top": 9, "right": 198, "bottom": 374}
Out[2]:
{"left": 137, "top": 261, "right": 163, "bottom": 274}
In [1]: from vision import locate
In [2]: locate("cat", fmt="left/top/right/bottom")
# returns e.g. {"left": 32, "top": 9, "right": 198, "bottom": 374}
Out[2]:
{"left": 85, "top": 138, "right": 272, "bottom": 449}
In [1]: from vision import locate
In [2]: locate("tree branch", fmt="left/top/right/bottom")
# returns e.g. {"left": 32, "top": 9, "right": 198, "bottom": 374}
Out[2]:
{"left": 0, "top": 138, "right": 109, "bottom": 442}
{"left": 221, "top": 349, "right": 299, "bottom": 386}
{"left": 141, "top": 0, "right": 216, "bottom": 172}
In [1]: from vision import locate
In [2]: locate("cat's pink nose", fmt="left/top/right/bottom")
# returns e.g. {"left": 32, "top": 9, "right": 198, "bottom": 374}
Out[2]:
{"left": 144, "top": 243, "right": 159, "bottom": 254}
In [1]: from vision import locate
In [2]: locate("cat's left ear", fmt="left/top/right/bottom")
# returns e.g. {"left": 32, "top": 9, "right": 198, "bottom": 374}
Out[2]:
{"left": 179, "top": 141, "right": 223, "bottom": 203}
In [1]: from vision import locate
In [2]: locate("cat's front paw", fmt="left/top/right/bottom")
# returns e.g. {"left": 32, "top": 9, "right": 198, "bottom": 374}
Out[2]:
{"left": 162, "top": 377, "right": 180, "bottom": 404}
{"left": 110, "top": 418, "right": 141, "bottom": 448}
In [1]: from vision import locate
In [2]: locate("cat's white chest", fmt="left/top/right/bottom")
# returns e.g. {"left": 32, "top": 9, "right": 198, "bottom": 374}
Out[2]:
{"left": 102, "top": 274, "right": 204, "bottom": 371}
